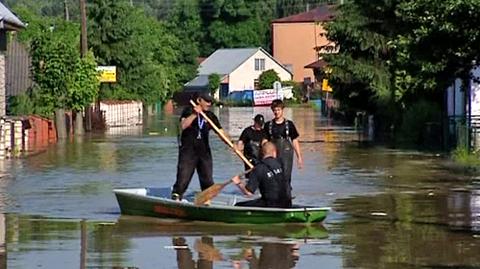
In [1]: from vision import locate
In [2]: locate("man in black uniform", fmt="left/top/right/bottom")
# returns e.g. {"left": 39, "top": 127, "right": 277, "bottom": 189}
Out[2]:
{"left": 262, "top": 99, "right": 303, "bottom": 185}
{"left": 231, "top": 142, "right": 292, "bottom": 208}
{"left": 235, "top": 114, "right": 267, "bottom": 171}
{"left": 171, "top": 92, "right": 223, "bottom": 201}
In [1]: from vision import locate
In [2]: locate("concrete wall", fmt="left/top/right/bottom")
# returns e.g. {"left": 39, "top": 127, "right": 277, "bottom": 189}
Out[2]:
{"left": 272, "top": 22, "right": 331, "bottom": 82}
{"left": 228, "top": 50, "right": 292, "bottom": 92}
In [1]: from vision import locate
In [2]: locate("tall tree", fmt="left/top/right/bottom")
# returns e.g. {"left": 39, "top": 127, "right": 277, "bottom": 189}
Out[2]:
{"left": 88, "top": 0, "right": 192, "bottom": 104}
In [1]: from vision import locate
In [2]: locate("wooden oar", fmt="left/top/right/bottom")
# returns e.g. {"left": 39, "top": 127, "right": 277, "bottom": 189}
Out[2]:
{"left": 189, "top": 99, "right": 254, "bottom": 169}
{"left": 194, "top": 169, "right": 253, "bottom": 205}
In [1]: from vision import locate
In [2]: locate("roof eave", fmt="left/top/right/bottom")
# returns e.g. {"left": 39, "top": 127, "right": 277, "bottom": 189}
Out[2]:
{"left": 0, "top": 20, "right": 25, "bottom": 31}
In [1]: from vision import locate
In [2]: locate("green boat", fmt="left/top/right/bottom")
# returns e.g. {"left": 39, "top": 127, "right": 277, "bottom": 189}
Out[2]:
{"left": 114, "top": 187, "right": 330, "bottom": 224}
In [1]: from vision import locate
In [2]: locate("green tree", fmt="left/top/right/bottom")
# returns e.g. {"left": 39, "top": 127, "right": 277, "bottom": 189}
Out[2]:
{"left": 166, "top": 0, "right": 201, "bottom": 83}
{"left": 258, "top": 69, "right": 280, "bottom": 90}
{"left": 88, "top": 0, "right": 191, "bottom": 104}
{"left": 393, "top": 0, "right": 480, "bottom": 96}
{"left": 208, "top": 73, "right": 221, "bottom": 96}
{"left": 66, "top": 51, "right": 100, "bottom": 112}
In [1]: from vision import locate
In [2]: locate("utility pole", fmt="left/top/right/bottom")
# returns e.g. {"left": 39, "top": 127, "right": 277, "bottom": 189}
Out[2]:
{"left": 79, "top": 0, "right": 87, "bottom": 57}
{"left": 79, "top": 0, "right": 89, "bottom": 133}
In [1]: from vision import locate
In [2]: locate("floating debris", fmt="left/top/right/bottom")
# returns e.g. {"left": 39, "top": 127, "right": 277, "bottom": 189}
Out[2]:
{"left": 164, "top": 245, "right": 189, "bottom": 249}
{"left": 370, "top": 212, "right": 387, "bottom": 216}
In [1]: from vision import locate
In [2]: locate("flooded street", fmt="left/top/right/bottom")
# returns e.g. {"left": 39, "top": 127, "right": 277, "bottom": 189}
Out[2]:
{"left": 1, "top": 107, "right": 480, "bottom": 268}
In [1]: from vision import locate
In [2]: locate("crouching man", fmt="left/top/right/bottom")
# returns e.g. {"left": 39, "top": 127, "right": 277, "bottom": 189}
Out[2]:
{"left": 231, "top": 142, "right": 292, "bottom": 208}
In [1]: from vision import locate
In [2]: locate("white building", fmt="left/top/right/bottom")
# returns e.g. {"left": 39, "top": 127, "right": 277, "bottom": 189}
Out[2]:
{"left": 184, "top": 47, "right": 292, "bottom": 100}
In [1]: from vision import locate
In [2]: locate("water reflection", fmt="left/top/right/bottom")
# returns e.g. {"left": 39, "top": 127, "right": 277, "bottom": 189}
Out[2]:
{"left": 334, "top": 188, "right": 480, "bottom": 268}
{"left": 5, "top": 215, "right": 329, "bottom": 268}
{"left": 172, "top": 236, "right": 300, "bottom": 269}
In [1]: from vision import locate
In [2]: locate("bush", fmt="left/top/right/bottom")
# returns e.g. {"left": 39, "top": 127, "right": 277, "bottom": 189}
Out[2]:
{"left": 258, "top": 69, "right": 280, "bottom": 89}
{"left": 397, "top": 100, "right": 441, "bottom": 146}
{"left": 8, "top": 93, "right": 34, "bottom": 116}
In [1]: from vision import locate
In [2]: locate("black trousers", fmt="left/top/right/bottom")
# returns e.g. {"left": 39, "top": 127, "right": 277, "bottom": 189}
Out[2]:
{"left": 172, "top": 147, "right": 214, "bottom": 197}
{"left": 272, "top": 138, "right": 294, "bottom": 184}
{"left": 235, "top": 198, "right": 291, "bottom": 208}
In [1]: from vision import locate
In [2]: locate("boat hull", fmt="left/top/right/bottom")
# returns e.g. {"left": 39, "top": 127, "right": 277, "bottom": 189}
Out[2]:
{"left": 114, "top": 188, "right": 329, "bottom": 224}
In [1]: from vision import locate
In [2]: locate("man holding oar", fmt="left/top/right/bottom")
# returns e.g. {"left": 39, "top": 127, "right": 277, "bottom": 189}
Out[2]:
{"left": 171, "top": 92, "right": 223, "bottom": 201}
{"left": 231, "top": 142, "right": 292, "bottom": 208}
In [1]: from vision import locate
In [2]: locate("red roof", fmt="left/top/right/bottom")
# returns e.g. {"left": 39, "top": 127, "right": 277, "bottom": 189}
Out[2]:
{"left": 305, "top": 59, "right": 328, "bottom": 69}
{"left": 272, "top": 5, "right": 335, "bottom": 23}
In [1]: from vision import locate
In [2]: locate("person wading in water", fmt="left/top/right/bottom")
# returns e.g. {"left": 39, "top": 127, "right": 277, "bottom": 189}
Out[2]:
{"left": 235, "top": 114, "right": 267, "bottom": 175}
{"left": 262, "top": 99, "right": 303, "bottom": 185}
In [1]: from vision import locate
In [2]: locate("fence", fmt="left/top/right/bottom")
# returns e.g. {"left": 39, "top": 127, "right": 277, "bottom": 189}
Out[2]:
{"left": 97, "top": 101, "right": 143, "bottom": 128}
{"left": 0, "top": 115, "right": 55, "bottom": 159}
{"left": 447, "top": 115, "right": 480, "bottom": 151}
{"left": 6, "top": 36, "right": 31, "bottom": 98}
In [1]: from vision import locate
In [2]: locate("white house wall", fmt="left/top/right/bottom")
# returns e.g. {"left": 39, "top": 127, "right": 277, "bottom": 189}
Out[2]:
{"left": 471, "top": 66, "right": 480, "bottom": 116}
{"left": 228, "top": 50, "right": 292, "bottom": 92}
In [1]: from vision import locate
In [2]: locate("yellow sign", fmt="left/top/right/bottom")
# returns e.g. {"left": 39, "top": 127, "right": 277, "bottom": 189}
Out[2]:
{"left": 322, "top": 79, "right": 332, "bottom": 92}
{"left": 97, "top": 66, "right": 116, "bottom": 83}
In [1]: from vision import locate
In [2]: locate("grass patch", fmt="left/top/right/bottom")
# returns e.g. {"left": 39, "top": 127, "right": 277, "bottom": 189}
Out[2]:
{"left": 452, "top": 146, "right": 480, "bottom": 168}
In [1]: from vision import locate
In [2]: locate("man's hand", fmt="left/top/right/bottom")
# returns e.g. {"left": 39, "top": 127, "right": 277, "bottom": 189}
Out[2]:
{"left": 297, "top": 156, "right": 304, "bottom": 169}
{"left": 193, "top": 103, "right": 203, "bottom": 114}
{"left": 231, "top": 175, "right": 241, "bottom": 185}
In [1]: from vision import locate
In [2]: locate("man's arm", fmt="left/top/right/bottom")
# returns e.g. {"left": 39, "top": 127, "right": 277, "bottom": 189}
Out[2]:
{"left": 180, "top": 114, "right": 196, "bottom": 130}
{"left": 180, "top": 104, "right": 203, "bottom": 130}
{"left": 231, "top": 175, "right": 253, "bottom": 196}
{"left": 292, "top": 138, "right": 303, "bottom": 169}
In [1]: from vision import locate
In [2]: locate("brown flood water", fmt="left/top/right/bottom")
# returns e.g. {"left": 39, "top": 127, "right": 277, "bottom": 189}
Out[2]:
{"left": 0, "top": 107, "right": 479, "bottom": 268}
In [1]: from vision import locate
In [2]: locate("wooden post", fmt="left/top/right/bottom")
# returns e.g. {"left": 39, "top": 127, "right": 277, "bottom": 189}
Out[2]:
{"left": 79, "top": 0, "right": 90, "bottom": 133}
{"left": 55, "top": 108, "right": 67, "bottom": 139}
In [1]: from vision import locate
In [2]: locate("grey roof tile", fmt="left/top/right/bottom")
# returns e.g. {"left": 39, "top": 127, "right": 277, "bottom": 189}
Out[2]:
{"left": 0, "top": 3, "right": 25, "bottom": 30}
{"left": 198, "top": 48, "right": 260, "bottom": 75}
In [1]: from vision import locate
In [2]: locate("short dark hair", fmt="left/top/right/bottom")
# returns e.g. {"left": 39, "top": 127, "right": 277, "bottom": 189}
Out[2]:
{"left": 270, "top": 99, "right": 285, "bottom": 110}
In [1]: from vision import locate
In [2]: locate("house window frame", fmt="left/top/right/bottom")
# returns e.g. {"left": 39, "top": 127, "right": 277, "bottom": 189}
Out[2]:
{"left": 254, "top": 58, "right": 265, "bottom": 71}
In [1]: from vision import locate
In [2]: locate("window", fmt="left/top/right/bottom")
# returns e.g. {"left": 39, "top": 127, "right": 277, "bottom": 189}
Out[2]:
{"left": 254, "top": 58, "right": 265, "bottom": 71}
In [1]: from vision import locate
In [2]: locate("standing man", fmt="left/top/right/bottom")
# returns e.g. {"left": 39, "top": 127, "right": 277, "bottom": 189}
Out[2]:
{"left": 236, "top": 114, "right": 267, "bottom": 171}
{"left": 263, "top": 99, "right": 303, "bottom": 185}
{"left": 231, "top": 142, "right": 292, "bottom": 208}
{"left": 171, "top": 92, "right": 223, "bottom": 201}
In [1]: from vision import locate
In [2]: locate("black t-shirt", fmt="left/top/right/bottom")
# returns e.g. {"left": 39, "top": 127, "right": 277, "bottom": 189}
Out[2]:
{"left": 179, "top": 106, "right": 221, "bottom": 152}
{"left": 245, "top": 157, "right": 291, "bottom": 207}
{"left": 239, "top": 126, "right": 267, "bottom": 159}
{"left": 264, "top": 119, "right": 299, "bottom": 141}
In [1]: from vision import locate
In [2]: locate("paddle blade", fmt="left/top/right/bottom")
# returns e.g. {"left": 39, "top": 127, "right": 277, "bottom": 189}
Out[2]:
{"left": 194, "top": 182, "right": 229, "bottom": 205}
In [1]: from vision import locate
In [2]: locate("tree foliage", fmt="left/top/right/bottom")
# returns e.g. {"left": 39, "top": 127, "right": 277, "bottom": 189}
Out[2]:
{"left": 208, "top": 73, "right": 221, "bottom": 96}
{"left": 325, "top": 0, "right": 480, "bottom": 129}
{"left": 258, "top": 69, "right": 280, "bottom": 90}
{"left": 28, "top": 19, "right": 98, "bottom": 115}
{"left": 88, "top": 0, "right": 195, "bottom": 104}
